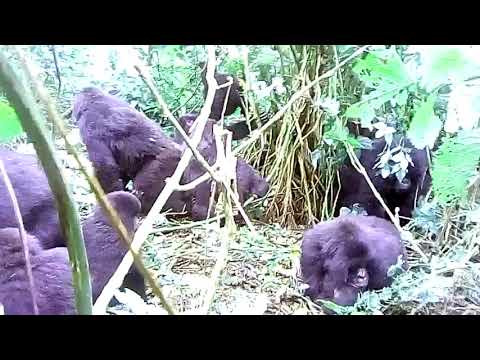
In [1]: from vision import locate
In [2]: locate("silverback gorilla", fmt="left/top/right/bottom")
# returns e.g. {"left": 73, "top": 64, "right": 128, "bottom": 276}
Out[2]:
{"left": 337, "top": 137, "right": 431, "bottom": 225}
{"left": 300, "top": 215, "right": 406, "bottom": 307}
{"left": 73, "top": 87, "right": 179, "bottom": 193}
{"left": 0, "top": 192, "right": 142, "bottom": 315}
{"left": 0, "top": 148, "right": 63, "bottom": 249}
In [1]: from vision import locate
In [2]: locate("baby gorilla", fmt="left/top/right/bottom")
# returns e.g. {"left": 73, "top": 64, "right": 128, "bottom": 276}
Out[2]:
{"left": 73, "top": 86, "right": 179, "bottom": 193}
{"left": 0, "top": 148, "right": 63, "bottom": 249}
{"left": 0, "top": 192, "right": 142, "bottom": 314}
{"left": 337, "top": 137, "right": 431, "bottom": 225}
{"left": 300, "top": 215, "right": 406, "bottom": 307}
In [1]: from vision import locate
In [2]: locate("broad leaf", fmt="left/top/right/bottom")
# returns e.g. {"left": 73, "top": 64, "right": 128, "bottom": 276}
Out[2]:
{"left": 407, "top": 94, "right": 442, "bottom": 149}
{"left": 0, "top": 101, "right": 23, "bottom": 143}
{"left": 431, "top": 129, "right": 480, "bottom": 205}
{"left": 419, "top": 46, "right": 476, "bottom": 91}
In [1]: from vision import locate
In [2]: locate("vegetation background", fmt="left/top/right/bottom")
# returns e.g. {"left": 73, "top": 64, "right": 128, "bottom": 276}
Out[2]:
{"left": 1, "top": 45, "right": 480, "bottom": 315}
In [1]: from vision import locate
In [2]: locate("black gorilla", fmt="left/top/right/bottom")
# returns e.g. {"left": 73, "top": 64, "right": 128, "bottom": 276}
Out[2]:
{"left": 300, "top": 215, "right": 406, "bottom": 307}
{"left": 73, "top": 87, "right": 180, "bottom": 194}
{"left": 337, "top": 137, "right": 431, "bottom": 225}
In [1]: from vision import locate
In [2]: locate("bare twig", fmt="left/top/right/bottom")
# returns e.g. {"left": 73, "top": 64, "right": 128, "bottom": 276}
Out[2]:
{"left": 93, "top": 46, "right": 220, "bottom": 313}
{"left": 49, "top": 45, "right": 62, "bottom": 97}
{"left": 197, "top": 127, "right": 235, "bottom": 314}
{"left": 0, "top": 159, "right": 39, "bottom": 315}
{"left": 11, "top": 46, "right": 174, "bottom": 315}
{"left": 135, "top": 57, "right": 257, "bottom": 232}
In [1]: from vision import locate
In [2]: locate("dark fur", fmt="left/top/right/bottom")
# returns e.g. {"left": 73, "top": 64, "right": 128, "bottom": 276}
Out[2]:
{"left": 200, "top": 64, "right": 245, "bottom": 120}
{"left": 138, "top": 116, "right": 270, "bottom": 220}
{"left": 132, "top": 149, "right": 190, "bottom": 216}
{"left": 337, "top": 137, "right": 431, "bottom": 225}
{"left": 73, "top": 87, "right": 180, "bottom": 193}
{"left": 0, "top": 228, "right": 76, "bottom": 315}
{"left": 0, "top": 149, "right": 63, "bottom": 249}
{"left": 0, "top": 192, "right": 143, "bottom": 315}
{"left": 82, "top": 191, "right": 143, "bottom": 300}
{"left": 199, "top": 63, "right": 270, "bottom": 140}
{"left": 300, "top": 215, "right": 406, "bottom": 307}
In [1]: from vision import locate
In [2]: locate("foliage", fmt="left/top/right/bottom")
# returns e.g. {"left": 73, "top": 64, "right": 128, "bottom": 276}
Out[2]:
{"left": 431, "top": 129, "right": 480, "bottom": 205}
{"left": 341, "top": 45, "right": 480, "bottom": 210}
{"left": 345, "top": 46, "right": 413, "bottom": 129}
{"left": 0, "top": 100, "right": 23, "bottom": 142}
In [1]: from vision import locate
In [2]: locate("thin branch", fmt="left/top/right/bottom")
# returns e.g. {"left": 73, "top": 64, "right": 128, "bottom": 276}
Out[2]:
{"left": 234, "top": 45, "right": 370, "bottom": 155}
{"left": 49, "top": 45, "right": 62, "bottom": 97}
{"left": 345, "top": 144, "right": 429, "bottom": 262}
{"left": 93, "top": 46, "right": 220, "bottom": 314}
{"left": 0, "top": 159, "right": 39, "bottom": 315}
{"left": 197, "top": 127, "right": 235, "bottom": 315}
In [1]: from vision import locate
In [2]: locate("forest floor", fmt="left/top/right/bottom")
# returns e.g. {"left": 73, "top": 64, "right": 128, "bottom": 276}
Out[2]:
{"left": 11, "top": 129, "right": 480, "bottom": 315}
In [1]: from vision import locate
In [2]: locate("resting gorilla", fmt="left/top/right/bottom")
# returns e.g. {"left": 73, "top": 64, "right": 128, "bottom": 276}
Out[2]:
{"left": 135, "top": 116, "right": 269, "bottom": 220}
{"left": 336, "top": 136, "right": 431, "bottom": 225}
{"left": 300, "top": 215, "right": 406, "bottom": 307}
{"left": 0, "top": 191, "right": 142, "bottom": 315}
{"left": 73, "top": 86, "right": 180, "bottom": 194}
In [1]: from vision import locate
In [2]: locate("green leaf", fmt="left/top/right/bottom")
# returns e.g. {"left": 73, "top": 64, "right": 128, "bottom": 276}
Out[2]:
{"left": 0, "top": 101, "right": 23, "bottom": 143}
{"left": 431, "top": 129, "right": 480, "bottom": 205}
{"left": 420, "top": 47, "right": 473, "bottom": 91}
{"left": 324, "top": 120, "right": 351, "bottom": 144}
{"left": 407, "top": 94, "right": 442, "bottom": 149}
{"left": 395, "top": 90, "right": 409, "bottom": 106}
{"left": 344, "top": 101, "right": 375, "bottom": 127}
{"left": 353, "top": 49, "right": 412, "bottom": 87}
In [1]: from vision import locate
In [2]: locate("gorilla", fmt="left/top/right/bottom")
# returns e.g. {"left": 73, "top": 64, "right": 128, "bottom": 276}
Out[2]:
{"left": 199, "top": 64, "right": 268, "bottom": 140}
{"left": 0, "top": 148, "right": 63, "bottom": 249}
{"left": 0, "top": 191, "right": 143, "bottom": 315}
{"left": 300, "top": 215, "right": 406, "bottom": 307}
{"left": 337, "top": 137, "right": 431, "bottom": 225}
{"left": 135, "top": 116, "right": 269, "bottom": 220}
{"left": 73, "top": 86, "right": 180, "bottom": 193}
{"left": 0, "top": 227, "right": 76, "bottom": 315}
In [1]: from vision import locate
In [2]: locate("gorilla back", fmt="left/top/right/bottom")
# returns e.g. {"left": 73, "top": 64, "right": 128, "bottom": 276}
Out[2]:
{"left": 0, "top": 149, "right": 63, "bottom": 249}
